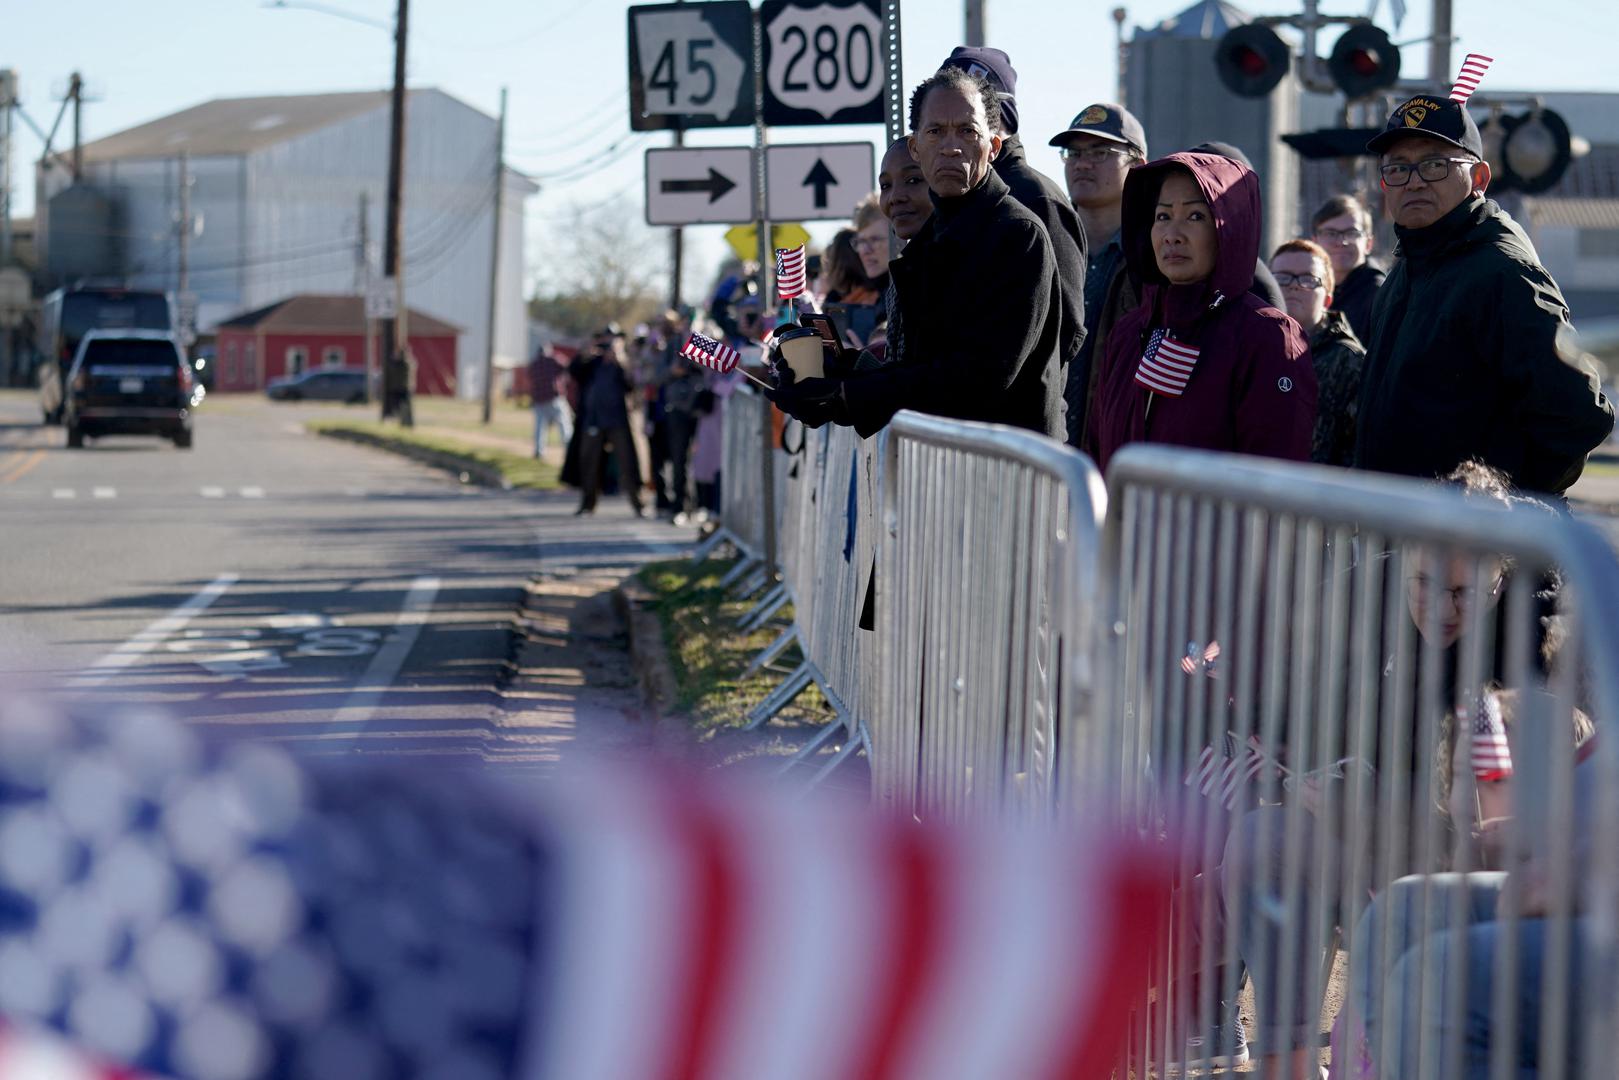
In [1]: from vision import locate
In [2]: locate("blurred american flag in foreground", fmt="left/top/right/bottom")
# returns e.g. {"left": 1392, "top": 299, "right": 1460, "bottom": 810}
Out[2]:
{"left": 0, "top": 699, "right": 1169, "bottom": 1078}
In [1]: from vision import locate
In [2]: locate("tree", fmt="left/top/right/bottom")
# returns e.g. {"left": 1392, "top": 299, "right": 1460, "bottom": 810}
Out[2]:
{"left": 528, "top": 197, "right": 663, "bottom": 339}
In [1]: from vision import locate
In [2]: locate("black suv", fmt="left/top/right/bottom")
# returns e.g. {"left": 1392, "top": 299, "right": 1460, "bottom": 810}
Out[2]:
{"left": 64, "top": 331, "right": 195, "bottom": 449}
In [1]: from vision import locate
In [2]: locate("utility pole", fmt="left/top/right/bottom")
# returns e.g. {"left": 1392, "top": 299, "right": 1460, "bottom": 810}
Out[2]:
{"left": 0, "top": 70, "right": 15, "bottom": 267}
{"left": 669, "top": 124, "right": 684, "bottom": 311}
{"left": 379, "top": 0, "right": 412, "bottom": 426}
{"left": 964, "top": 0, "right": 986, "bottom": 46}
{"left": 1112, "top": 9, "right": 1129, "bottom": 106}
{"left": 69, "top": 72, "right": 83, "bottom": 182}
{"left": 177, "top": 150, "right": 191, "bottom": 297}
{"left": 480, "top": 87, "right": 506, "bottom": 425}
{"left": 1429, "top": 0, "right": 1453, "bottom": 90}
{"left": 358, "top": 190, "right": 376, "bottom": 404}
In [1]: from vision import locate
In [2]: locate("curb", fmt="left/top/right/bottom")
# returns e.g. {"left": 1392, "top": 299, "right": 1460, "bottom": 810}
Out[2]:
{"left": 613, "top": 577, "right": 681, "bottom": 723}
{"left": 311, "top": 426, "right": 514, "bottom": 490}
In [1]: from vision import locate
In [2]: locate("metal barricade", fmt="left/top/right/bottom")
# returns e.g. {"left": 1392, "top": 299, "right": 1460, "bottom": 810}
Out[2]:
{"left": 1067, "top": 445, "right": 1619, "bottom": 1080}
{"left": 874, "top": 411, "right": 1107, "bottom": 822}
{"left": 692, "top": 385, "right": 770, "bottom": 589}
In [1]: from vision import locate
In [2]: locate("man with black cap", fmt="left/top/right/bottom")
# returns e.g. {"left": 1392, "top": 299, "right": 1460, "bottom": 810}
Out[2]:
{"left": 573, "top": 325, "right": 649, "bottom": 517}
{"left": 1355, "top": 94, "right": 1612, "bottom": 496}
{"left": 940, "top": 46, "right": 1087, "bottom": 447}
{"left": 1049, "top": 102, "right": 1146, "bottom": 442}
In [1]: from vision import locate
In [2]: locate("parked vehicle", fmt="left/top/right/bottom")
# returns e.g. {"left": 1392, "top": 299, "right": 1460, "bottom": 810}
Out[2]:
{"left": 38, "top": 286, "right": 173, "bottom": 425}
{"left": 265, "top": 367, "right": 369, "bottom": 404}
{"left": 63, "top": 330, "right": 195, "bottom": 449}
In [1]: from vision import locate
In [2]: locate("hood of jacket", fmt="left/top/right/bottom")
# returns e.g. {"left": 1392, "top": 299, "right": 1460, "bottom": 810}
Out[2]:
{"left": 1120, "top": 152, "right": 1261, "bottom": 326}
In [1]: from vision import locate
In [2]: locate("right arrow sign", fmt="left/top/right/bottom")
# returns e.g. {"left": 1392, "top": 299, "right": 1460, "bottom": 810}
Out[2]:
{"left": 765, "top": 142, "right": 875, "bottom": 222}
{"left": 644, "top": 146, "right": 756, "bottom": 226}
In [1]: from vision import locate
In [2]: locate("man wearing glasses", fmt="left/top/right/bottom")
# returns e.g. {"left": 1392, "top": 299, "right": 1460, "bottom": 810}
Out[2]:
{"left": 1310, "top": 194, "right": 1384, "bottom": 344}
{"left": 1354, "top": 95, "right": 1612, "bottom": 496}
{"left": 1048, "top": 102, "right": 1147, "bottom": 443}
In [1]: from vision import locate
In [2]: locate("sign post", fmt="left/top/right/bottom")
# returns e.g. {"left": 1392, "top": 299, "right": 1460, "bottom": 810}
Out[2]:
{"left": 750, "top": 5, "right": 778, "bottom": 577}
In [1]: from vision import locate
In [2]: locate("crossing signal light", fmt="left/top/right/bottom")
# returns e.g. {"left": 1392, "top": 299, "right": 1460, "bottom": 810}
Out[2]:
{"left": 1328, "top": 24, "right": 1401, "bottom": 99}
{"left": 1215, "top": 25, "right": 1291, "bottom": 98}
{"left": 1490, "top": 109, "right": 1576, "bottom": 194}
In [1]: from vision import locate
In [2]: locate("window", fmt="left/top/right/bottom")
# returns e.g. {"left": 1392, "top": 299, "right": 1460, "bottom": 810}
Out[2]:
{"left": 322, "top": 345, "right": 346, "bottom": 368}
{"left": 286, "top": 345, "right": 308, "bottom": 376}
{"left": 1577, "top": 228, "right": 1619, "bottom": 259}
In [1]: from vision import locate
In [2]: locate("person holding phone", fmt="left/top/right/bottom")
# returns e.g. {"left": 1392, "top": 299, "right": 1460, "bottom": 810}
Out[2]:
{"left": 766, "top": 66, "right": 1065, "bottom": 441}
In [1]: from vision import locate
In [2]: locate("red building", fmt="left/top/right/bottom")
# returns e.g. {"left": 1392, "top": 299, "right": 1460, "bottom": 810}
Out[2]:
{"left": 213, "top": 294, "right": 461, "bottom": 395}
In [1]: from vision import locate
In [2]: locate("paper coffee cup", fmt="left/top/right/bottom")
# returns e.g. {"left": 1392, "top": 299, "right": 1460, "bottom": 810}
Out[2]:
{"left": 775, "top": 326, "right": 826, "bottom": 382}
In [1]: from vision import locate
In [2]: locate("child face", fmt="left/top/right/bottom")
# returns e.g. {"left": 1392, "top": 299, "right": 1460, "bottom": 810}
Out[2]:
{"left": 1404, "top": 553, "right": 1505, "bottom": 649}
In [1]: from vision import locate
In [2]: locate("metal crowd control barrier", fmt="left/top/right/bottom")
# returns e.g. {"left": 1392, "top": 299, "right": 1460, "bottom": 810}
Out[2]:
{"left": 1067, "top": 445, "right": 1619, "bottom": 1079}
{"left": 872, "top": 411, "right": 1106, "bottom": 821}
{"left": 691, "top": 385, "right": 772, "bottom": 593}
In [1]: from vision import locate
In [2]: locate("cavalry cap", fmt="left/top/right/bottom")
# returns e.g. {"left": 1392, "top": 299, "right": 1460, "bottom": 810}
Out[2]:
{"left": 1367, "top": 94, "right": 1484, "bottom": 156}
{"left": 1049, "top": 102, "right": 1148, "bottom": 158}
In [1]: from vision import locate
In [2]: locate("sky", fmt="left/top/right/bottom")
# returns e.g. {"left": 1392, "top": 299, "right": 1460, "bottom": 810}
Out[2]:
{"left": 9, "top": 0, "right": 1619, "bottom": 305}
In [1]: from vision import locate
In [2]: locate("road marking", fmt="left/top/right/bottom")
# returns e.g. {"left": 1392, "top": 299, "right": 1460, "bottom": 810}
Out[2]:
{"left": 71, "top": 573, "right": 240, "bottom": 688}
{"left": 52, "top": 489, "right": 75, "bottom": 499}
{"left": 201, "top": 486, "right": 225, "bottom": 498}
{"left": 240, "top": 487, "right": 265, "bottom": 499}
{"left": 0, "top": 450, "right": 45, "bottom": 485}
{"left": 327, "top": 576, "right": 440, "bottom": 743}
{"left": 92, "top": 487, "right": 116, "bottom": 499}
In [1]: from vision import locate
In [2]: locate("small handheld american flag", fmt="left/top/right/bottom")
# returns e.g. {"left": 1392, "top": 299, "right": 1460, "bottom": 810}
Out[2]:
{"left": 1449, "top": 53, "right": 1494, "bottom": 103}
{"left": 775, "top": 245, "right": 807, "bottom": 302}
{"left": 680, "top": 331, "right": 742, "bottom": 374}
{"left": 1469, "top": 695, "right": 1513, "bottom": 781}
{"left": 1135, "top": 328, "right": 1201, "bottom": 397}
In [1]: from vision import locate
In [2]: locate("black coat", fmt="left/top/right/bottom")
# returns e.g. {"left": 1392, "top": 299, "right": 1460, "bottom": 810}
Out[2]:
{"left": 1306, "top": 309, "right": 1365, "bottom": 468}
{"left": 1354, "top": 195, "right": 1614, "bottom": 495}
{"left": 993, "top": 135, "right": 1088, "bottom": 445}
{"left": 1333, "top": 260, "right": 1385, "bottom": 346}
{"left": 579, "top": 357, "right": 632, "bottom": 431}
{"left": 843, "top": 168, "right": 1065, "bottom": 440}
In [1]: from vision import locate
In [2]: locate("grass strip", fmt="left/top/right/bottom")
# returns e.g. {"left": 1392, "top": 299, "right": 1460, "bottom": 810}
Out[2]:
{"left": 636, "top": 556, "right": 827, "bottom": 730}
{"left": 307, "top": 420, "right": 560, "bottom": 490}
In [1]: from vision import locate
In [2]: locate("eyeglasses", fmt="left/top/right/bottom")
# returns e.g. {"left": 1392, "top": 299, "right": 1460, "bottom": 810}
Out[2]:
{"left": 1379, "top": 156, "right": 1479, "bottom": 187}
{"left": 1314, "top": 226, "right": 1366, "bottom": 242}
{"left": 1406, "top": 573, "right": 1505, "bottom": 611}
{"left": 1274, "top": 272, "right": 1325, "bottom": 290}
{"left": 1059, "top": 145, "right": 1129, "bottom": 163}
{"left": 851, "top": 235, "right": 887, "bottom": 252}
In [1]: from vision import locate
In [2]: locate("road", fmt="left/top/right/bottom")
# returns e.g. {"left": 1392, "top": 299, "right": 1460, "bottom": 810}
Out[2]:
{"left": 0, "top": 391, "right": 686, "bottom": 766}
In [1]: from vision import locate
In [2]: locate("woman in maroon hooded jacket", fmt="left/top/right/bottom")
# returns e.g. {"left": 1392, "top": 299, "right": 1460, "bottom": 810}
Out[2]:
{"left": 1085, "top": 152, "right": 1315, "bottom": 472}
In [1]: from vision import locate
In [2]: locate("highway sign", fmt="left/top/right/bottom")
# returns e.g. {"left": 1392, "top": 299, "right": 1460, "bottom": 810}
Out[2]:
{"left": 628, "top": 2, "right": 755, "bottom": 131}
{"left": 724, "top": 222, "right": 812, "bottom": 263}
{"left": 765, "top": 142, "right": 874, "bottom": 221}
{"left": 760, "top": 0, "right": 887, "bottom": 126}
{"left": 645, "top": 147, "right": 756, "bottom": 226}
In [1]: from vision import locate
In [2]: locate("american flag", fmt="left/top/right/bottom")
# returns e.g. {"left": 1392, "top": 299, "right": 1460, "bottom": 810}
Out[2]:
{"left": 1449, "top": 53, "right": 1494, "bottom": 103}
{"left": 775, "top": 245, "right": 807, "bottom": 302}
{"left": 1469, "top": 695, "right": 1514, "bottom": 781}
{"left": 1184, "top": 732, "right": 1275, "bottom": 809}
{"left": 1134, "top": 329, "right": 1201, "bottom": 397}
{"left": 0, "top": 700, "right": 1174, "bottom": 1080}
{"left": 681, "top": 330, "right": 742, "bottom": 374}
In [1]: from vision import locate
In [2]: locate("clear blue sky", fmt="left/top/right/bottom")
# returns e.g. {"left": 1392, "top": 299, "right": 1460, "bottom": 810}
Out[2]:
{"left": 10, "top": 0, "right": 1618, "bottom": 301}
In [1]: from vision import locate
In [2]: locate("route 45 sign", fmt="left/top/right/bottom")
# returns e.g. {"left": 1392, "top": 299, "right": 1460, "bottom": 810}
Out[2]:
{"left": 628, "top": 2, "right": 755, "bottom": 131}
{"left": 761, "top": 0, "right": 888, "bottom": 126}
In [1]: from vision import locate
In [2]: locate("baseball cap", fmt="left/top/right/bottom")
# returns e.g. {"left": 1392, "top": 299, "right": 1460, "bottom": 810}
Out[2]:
{"left": 1367, "top": 94, "right": 1484, "bottom": 156}
{"left": 1049, "top": 102, "right": 1148, "bottom": 158}
{"left": 940, "top": 46, "right": 1019, "bottom": 133}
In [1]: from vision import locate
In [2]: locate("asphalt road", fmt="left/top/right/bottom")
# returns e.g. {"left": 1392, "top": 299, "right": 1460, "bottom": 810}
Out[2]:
{"left": 0, "top": 390, "right": 687, "bottom": 766}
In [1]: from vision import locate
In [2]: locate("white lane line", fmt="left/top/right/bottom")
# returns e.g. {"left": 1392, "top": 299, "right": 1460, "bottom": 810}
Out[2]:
{"left": 328, "top": 576, "right": 440, "bottom": 742}
{"left": 92, "top": 487, "right": 116, "bottom": 499}
{"left": 240, "top": 487, "right": 265, "bottom": 499}
{"left": 200, "top": 486, "right": 225, "bottom": 498}
{"left": 71, "top": 574, "right": 240, "bottom": 688}
{"left": 52, "top": 489, "right": 75, "bottom": 500}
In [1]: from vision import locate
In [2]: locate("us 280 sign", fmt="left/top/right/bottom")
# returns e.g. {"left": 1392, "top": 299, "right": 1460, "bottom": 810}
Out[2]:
{"left": 761, "top": 0, "right": 888, "bottom": 126}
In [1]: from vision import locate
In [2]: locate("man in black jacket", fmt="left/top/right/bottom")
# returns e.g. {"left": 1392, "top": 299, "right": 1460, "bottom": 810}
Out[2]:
{"left": 1355, "top": 94, "right": 1612, "bottom": 496}
{"left": 1311, "top": 193, "right": 1385, "bottom": 344}
{"left": 767, "top": 66, "right": 1064, "bottom": 441}
{"left": 940, "top": 47, "right": 1086, "bottom": 446}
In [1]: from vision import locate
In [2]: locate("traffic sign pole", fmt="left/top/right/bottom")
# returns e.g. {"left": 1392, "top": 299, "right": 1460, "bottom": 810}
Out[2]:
{"left": 750, "top": 5, "right": 778, "bottom": 577}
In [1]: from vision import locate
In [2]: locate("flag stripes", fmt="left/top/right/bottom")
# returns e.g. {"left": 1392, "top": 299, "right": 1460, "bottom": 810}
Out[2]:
{"left": 681, "top": 331, "right": 742, "bottom": 374}
{"left": 1469, "top": 695, "right": 1514, "bottom": 780}
{"left": 1135, "top": 328, "right": 1202, "bottom": 397}
{"left": 1449, "top": 53, "right": 1494, "bottom": 103}
{"left": 776, "top": 245, "right": 808, "bottom": 301}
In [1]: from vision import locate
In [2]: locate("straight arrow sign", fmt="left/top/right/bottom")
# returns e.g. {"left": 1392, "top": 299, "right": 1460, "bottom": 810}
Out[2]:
{"left": 660, "top": 168, "right": 738, "bottom": 203}
{"left": 764, "top": 141, "right": 875, "bottom": 223}
{"left": 802, "top": 159, "right": 837, "bottom": 209}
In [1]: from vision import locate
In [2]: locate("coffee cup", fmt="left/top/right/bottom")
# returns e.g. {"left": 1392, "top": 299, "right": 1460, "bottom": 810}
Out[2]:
{"left": 774, "top": 326, "right": 826, "bottom": 383}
